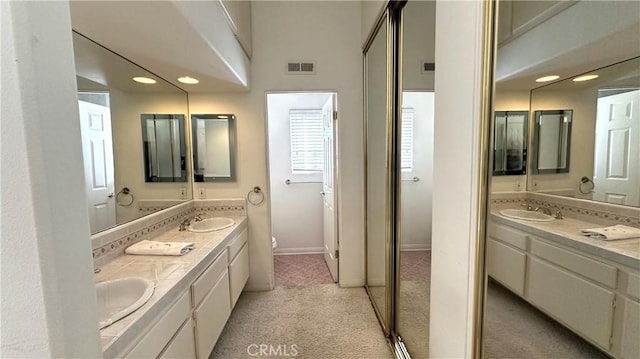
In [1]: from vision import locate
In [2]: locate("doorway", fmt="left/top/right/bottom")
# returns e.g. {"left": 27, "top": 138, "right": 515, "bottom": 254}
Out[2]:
{"left": 266, "top": 92, "right": 339, "bottom": 286}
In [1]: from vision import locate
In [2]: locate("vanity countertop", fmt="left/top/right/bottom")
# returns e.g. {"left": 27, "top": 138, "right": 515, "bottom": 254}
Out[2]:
{"left": 95, "top": 215, "right": 248, "bottom": 359}
{"left": 490, "top": 211, "right": 640, "bottom": 269}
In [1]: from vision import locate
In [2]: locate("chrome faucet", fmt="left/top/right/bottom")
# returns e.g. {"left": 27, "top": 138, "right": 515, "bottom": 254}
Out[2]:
{"left": 179, "top": 215, "right": 202, "bottom": 231}
{"left": 534, "top": 207, "right": 553, "bottom": 215}
{"left": 520, "top": 203, "right": 535, "bottom": 211}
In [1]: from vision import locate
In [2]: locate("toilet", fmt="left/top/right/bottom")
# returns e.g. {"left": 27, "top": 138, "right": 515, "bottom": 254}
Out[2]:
{"left": 272, "top": 236, "right": 278, "bottom": 249}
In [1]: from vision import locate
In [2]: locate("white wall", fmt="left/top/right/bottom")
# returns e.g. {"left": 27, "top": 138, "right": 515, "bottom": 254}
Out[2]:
{"left": 190, "top": 0, "right": 364, "bottom": 288}
{"left": 400, "top": 92, "right": 434, "bottom": 250}
{"left": 267, "top": 93, "right": 331, "bottom": 254}
{"left": 361, "top": 0, "right": 387, "bottom": 47}
{"left": 110, "top": 91, "right": 191, "bottom": 223}
{"left": 491, "top": 90, "right": 529, "bottom": 192}
{"left": 1, "top": 1, "right": 101, "bottom": 357}
{"left": 430, "top": 1, "right": 488, "bottom": 357}
{"left": 402, "top": 0, "right": 436, "bottom": 91}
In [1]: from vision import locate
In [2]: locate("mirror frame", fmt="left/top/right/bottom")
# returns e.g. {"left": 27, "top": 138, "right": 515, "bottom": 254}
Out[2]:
{"left": 531, "top": 109, "right": 573, "bottom": 174}
{"left": 191, "top": 114, "right": 238, "bottom": 183}
{"left": 141, "top": 114, "right": 187, "bottom": 183}
{"left": 493, "top": 110, "right": 528, "bottom": 176}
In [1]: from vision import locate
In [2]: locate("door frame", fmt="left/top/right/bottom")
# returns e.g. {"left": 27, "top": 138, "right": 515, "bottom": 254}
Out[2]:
{"left": 263, "top": 90, "right": 340, "bottom": 282}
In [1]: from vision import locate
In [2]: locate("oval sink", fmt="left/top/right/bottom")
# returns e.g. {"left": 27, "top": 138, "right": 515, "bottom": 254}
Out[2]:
{"left": 499, "top": 209, "right": 554, "bottom": 222}
{"left": 188, "top": 217, "right": 235, "bottom": 233}
{"left": 96, "top": 277, "right": 154, "bottom": 329}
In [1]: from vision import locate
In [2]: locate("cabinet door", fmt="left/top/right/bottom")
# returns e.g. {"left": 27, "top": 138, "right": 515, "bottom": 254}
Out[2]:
{"left": 487, "top": 238, "right": 527, "bottom": 295}
{"left": 621, "top": 298, "right": 640, "bottom": 359}
{"left": 159, "top": 318, "right": 196, "bottom": 359}
{"left": 229, "top": 243, "right": 249, "bottom": 308}
{"left": 527, "top": 257, "right": 615, "bottom": 350}
{"left": 194, "top": 271, "right": 231, "bottom": 359}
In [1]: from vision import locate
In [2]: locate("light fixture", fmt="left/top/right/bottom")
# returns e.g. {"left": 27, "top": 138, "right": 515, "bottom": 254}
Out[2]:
{"left": 535, "top": 75, "right": 560, "bottom": 83}
{"left": 178, "top": 76, "right": 199, "bottom": 84}
{"left": 132, "top": 76, "right": 156, "bottom": 84}
{"left": 572, "top": 74, "right": 599, "bottom": 82}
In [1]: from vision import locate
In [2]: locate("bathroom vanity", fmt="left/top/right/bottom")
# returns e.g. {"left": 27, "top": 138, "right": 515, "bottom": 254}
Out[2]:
{"left": 487, "top": 213, "right": 640, "bottom": 358}
{"left": 95, "top": 216, "right": 249, "bottom": 359}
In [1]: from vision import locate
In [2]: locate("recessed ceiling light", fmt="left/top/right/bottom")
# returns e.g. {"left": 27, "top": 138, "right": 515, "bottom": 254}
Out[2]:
{"left": 535, "top": 75, "right": 560, "bottom": 83}
{"left": 178, "top": 76, "right": 199, "bottom": 84}
{"left": 572, "top": 74, "right": 599, "bottom": 82}
{"left": 132, "top": 76, "right": 156, "bottom": 84}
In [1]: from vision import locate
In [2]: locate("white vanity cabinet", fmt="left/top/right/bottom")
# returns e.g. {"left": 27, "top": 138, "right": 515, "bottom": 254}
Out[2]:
{"left": 487, "top": 223, "right": 528, "bottom": 296}
{"left": 487, "top": 218, "right": 640, "bottom": 358}
{"left": 191, "top": 250, "right": 231, "bottom": 359}
{"left": 125, "top": 293, "right": 194, "bottom": 359}
{"left": 228, "top": 228, "right": 249, "bottom": 307}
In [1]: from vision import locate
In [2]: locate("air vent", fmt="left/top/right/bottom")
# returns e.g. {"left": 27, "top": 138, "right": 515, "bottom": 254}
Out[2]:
{"left": 421, "top": 61, "right": 435, "bottom": 73}
{"left": 286, "top": 61, "right": 316, "bottom": 74}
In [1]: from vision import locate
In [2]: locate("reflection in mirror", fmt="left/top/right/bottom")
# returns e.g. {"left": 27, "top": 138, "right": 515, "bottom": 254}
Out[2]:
{"left": 530, "top": 57, "right": 640, "bottom": 207}
{"left": 191, "top": 114, "right": 237, "bottom": 182}
{"left": 141, "top": 114, "right": 187, "bottom": 183}
{"left": 397, "top": 0, "right": 435, "bottom": 357}
{"left": 493, "top": 111, "right": 527, "bottom": 176}
{"left": 532, "top": 110, "right": 572, "bottom": 174}
{"left": 365, "top": 13, "right": 389, "bottom": 330}
{"left": 73, "top": 31, "right": 192, "bottom": 234}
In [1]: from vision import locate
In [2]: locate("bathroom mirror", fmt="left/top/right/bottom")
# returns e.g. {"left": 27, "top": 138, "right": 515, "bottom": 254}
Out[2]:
{"left": 191, "top": 114, "right": 237, "bottom": 182}
{"left": 493, "top": 111, "right": 527, "bottom": 176}
{"left": 531, "top": 110, "right": 572, "bottom": 174}
{"left": 141, "top": 114, "right": 187, "bottom": 183}
{"left": 365, "top": 11, "right": 390, "bottom": 332}
{"left": 73, "top": 31, "right": 192, "bottom": 234}
{"left": 529, "top": 57, "right": 640, "bottom": 207}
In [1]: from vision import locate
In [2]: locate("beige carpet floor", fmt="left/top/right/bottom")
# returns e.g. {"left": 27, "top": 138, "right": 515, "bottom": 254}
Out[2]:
{"left": 212, "top": 284, "right": 393, "bottom": 359}
{"left": 484, "top": 281, "right": 609, "bottom": 358}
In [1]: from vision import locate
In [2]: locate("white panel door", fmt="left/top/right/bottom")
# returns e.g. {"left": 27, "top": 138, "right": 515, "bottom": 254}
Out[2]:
{"left": 78, "top": 100, "right": 115, "bottom": 233}
{"left": 322, "top": 94, "right": 338, "bottom": 282}
{"left": 594, "top": 90, "right": 640, "bottom": 206}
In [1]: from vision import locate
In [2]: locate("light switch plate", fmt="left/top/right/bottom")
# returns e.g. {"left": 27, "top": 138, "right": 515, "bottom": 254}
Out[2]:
{"left": 199, "top": 188, "right": 206, "bottom": 199}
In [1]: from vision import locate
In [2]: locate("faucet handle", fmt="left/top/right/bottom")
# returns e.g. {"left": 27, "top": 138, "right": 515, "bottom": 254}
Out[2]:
{"left": 554, "top": 210, "right": 563, "bottom": 219}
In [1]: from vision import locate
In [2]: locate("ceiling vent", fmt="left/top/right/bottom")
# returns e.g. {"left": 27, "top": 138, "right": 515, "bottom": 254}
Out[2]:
{"left": 421, "top": 61, "right": 435, "bottom": 74}
{"left": 286, "top": 61, "right": 316, "bottom": 75}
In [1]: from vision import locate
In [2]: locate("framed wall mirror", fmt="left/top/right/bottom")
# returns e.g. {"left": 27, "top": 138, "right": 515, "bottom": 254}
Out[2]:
{"left": 493, "top": 111, "right": 527, "bottom": 176}
{"left": 191, "top": 114, "right": 237, "bottom": 182}
{"left": 141, "top": 114, "right": 187, "bottom": 183}
{"left": 531, "top": 109, "right": 572, "bottom": 174}
{"left": 73, "top": 31, "right": 192, "bottom": 234}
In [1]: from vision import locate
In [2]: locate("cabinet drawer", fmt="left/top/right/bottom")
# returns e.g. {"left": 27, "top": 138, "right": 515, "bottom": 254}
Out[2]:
{"left": 126, "top": 292, "right": 191, "bottom": 359}
{"left": 627, "top": 272, "right": 640, "bottom": 300}
{"left": 228, "top": 228, "right": 248, "bottom": 261}
{"left": 229, "top": 242, "right": 250, "bottom": 307}
{"left": 530, "top": 239, "right": 617, "bottom": 288}
{"left": 527, "top": 257, "right": 615, "bottom": 350}
{"left": 487, "top": 238, "right": 526, "bottom": 296}
{"left": 191, "top": 250, "right": 228, "bottom": 308}
{"left": 488, "top": 222, "right": 528, "bottom": 250}
{"left": 194, "top": 271, "right": 231, "bottom": 359}
{"left": 159, "top": 318, "right": 196, "bottom": 359}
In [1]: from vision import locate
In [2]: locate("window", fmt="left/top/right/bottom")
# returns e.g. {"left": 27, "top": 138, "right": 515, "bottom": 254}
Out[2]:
{"left": 401, "top": 108, "right": 414, "bottom": 172}
{"left": 290, "top": 109, "right": 324, "bottom": 173}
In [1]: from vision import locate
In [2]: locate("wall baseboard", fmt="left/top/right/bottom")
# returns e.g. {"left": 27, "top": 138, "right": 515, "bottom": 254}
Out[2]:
{"left": 273, "top": 247, "right": 324, "bottom": 255}
{"left": 400, "top": 244, "right": 431, "bottom": 251}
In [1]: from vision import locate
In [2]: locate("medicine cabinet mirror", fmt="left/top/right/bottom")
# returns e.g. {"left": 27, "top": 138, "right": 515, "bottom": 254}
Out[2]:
{"left": 141, "top": 114, "right": 187, "bottom": 183}
{"left": 191, "top": 114, "right": 237, "bottom": 182}
{"left": 493, "top": 111, "right": 527, "bottom": 176}
{"left": 73, "top": 31, "right": 192, "bottom": 235}
{"left": 532, "top": 110, "right": 572, "bottom": 174}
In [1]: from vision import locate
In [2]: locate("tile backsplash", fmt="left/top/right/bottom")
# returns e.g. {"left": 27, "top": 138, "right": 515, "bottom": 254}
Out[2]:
{"left": 91, "top": 199, "right": 247, "bottom": 268}
{"left": 491, "top": 191, "right": 640, "bottom": 228}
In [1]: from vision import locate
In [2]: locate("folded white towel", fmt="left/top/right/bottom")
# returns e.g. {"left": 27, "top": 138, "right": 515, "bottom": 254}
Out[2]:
{"left": 580, "top": 225, "right": 640, "bottom": 241}
{"left": 125, "top": 240, "right": 195, "bottom": 256}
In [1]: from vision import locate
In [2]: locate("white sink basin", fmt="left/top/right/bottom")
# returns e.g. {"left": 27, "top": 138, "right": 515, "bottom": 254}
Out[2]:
{"left": 96, "top": 277, "right": 154, "bottom": 329}
{"left": 188, "top": 217, "right": 235, "bottom": 233}
{"left": 499, "top": 209, "right": 554, "bottom": 222}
